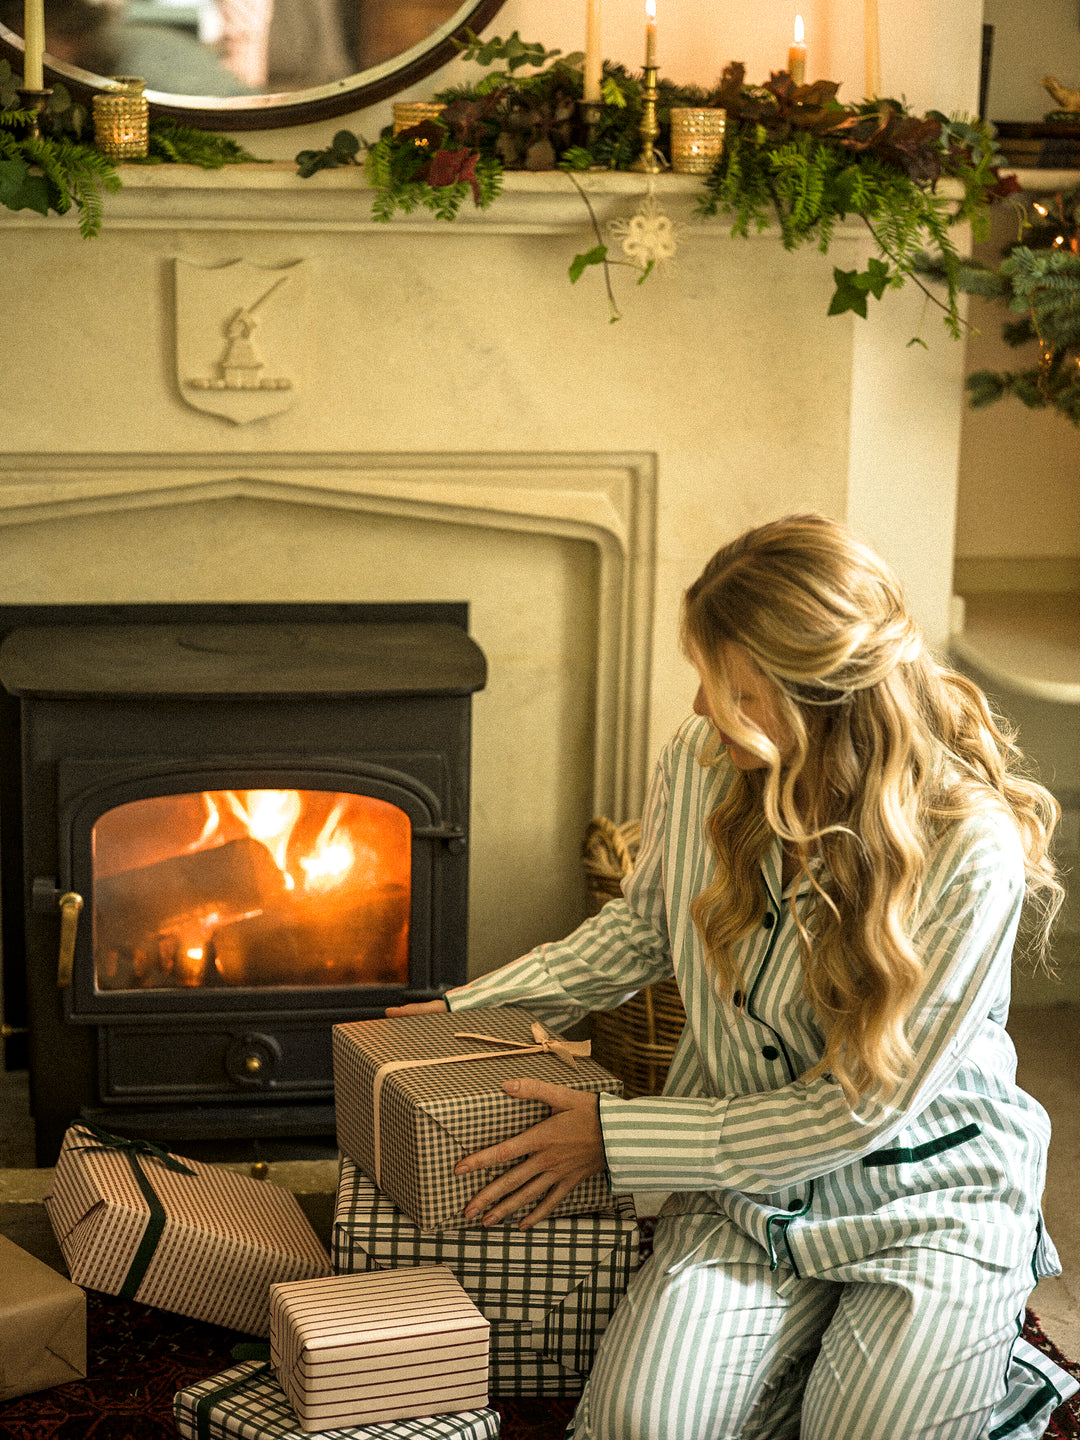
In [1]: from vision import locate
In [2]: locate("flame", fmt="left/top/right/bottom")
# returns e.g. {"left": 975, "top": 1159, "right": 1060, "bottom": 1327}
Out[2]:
{"left": 299, "top": 798, "right": 356, "bottom": 892}
{"left": 193, "top": 793, "right": 221, "bottom": 849}
{"left": 794, "top": 13, "right": 804, "bottom": 42}
{"left": 645, "top": 0, "right": 655, "bottom": 19}
{"left": 224, "top": 789, "right": 301, "bottom": 874}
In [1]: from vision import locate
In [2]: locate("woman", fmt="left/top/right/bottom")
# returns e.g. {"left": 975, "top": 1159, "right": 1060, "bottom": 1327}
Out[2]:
{"left": 389, "top": 514, "right": 1077, "bottom": 1440}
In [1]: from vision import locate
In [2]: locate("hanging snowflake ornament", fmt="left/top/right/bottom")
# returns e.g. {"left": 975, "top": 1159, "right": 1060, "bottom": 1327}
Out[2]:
{"left": 608, "top": 187, "right": 686, "bottom": 273}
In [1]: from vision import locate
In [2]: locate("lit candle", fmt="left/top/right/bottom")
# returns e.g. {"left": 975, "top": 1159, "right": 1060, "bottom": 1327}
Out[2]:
{"left": 22, "top": 0, "right": 45, "bottom": 90}
{"left": 865, "top": 0, "right": 881, "bottom": 97}
{"left": 644, "top": 0, "right": 657, "bottom": 69}
{"left": 584, "top": 0, "right": 602, "bottom": 104}
{"left": 788, "top": 14, "right": 807, "bottom": 86}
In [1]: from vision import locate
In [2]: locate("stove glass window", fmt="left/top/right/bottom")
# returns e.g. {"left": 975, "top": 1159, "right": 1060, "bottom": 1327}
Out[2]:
{"left": 91, "top": 790, "right": 411, "bottom": 989}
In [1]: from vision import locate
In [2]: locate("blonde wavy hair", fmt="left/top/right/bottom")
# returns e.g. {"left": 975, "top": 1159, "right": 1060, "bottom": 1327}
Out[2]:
{"left": 682, "top": 513, "right": 1062, "bottom": 1101}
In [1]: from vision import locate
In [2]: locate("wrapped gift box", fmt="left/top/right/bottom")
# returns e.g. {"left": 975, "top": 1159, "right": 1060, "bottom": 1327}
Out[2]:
{"left": 44, "top": 1124, "right": 331, "bottom": 1336}
{"left": 270, "top": 1266, "right": 490, "bottom": 1432}
{"left": 332, "top": 1007, "right": 622, "bottom": 1230}
{"left": 332, "top": 1158, "right": 639, "bottom": 1397}
{"left": 0, "top": 1234, "right": 86, "bottom": 1401}
{"left": 175, "top": 1359, "right": 502, "bottom": 1440}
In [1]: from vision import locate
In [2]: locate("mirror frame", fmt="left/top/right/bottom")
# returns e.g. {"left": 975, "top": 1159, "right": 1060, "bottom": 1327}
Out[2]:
{"left": 0, "top": 0, "right": 505, "bottom": 128}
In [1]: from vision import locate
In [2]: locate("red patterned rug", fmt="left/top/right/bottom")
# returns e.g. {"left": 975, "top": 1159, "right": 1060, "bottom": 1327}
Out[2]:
{"left": 0, "top": 1291, "right": 1072, "bottom": 1439}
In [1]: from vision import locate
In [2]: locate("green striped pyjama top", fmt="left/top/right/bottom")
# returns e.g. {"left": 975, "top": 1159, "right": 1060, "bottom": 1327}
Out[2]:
{"left": 447, "top": 715, "right": 1079, "bottom": 1439}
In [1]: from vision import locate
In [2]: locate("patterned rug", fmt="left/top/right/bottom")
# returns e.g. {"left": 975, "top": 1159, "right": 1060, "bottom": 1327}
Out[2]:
{"left": 0, "top": 1290, "right": 1073, "bottom": 1439}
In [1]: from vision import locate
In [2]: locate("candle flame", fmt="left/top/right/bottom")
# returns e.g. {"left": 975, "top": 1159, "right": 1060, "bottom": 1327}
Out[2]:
{"left": 794, "top": 13, "right": 805, "bottom": 42}
{"left": 645, "top": 0, "right": 655, "bottom": 18}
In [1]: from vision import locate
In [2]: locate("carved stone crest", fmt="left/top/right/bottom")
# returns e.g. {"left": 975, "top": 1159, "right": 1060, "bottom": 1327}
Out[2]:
{"left": 175, "top": 258, "right": 308, "bottom": 424}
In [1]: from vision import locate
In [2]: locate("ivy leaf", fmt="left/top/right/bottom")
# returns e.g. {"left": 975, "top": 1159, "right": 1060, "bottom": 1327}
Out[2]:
{"left": 828, "top": 266, "right": 872, "bottom": 317}
{"left": 0, "top": 158, "right": 50, "bottom": 216}
{"left": 569, "top": 244, "right": 607, "bottom": 283}
{"left": 865, "top": 256, "right": 891, "bottom": 299}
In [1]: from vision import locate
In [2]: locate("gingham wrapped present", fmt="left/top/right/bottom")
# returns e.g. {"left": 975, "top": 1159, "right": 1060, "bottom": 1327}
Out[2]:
{"left": 175, "top": 1359, "right": 501, "bottom": 1440}
{"left": 44, "top": 1124, "right": 330, "bottom": 1336}
{"left": 270, "top": 1266, "right": 490, "bottom": 1431}
{"left": 332, "top": 1158, "right": 639, "bottom": 1397}
{"left": 332, "top": 1007, "right": 622, "bottom": 1230}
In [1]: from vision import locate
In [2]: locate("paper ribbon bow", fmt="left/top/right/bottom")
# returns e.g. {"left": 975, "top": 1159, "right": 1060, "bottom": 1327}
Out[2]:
{"left": 452, "top": 1021, "right": 592, "bottom": 1069}
{"left": 370, "top": 1021, "right": 592, "bottom": 1188}
{"left": 69, "top": 1122, "right": 197, "bottom": 1176}
{"left": 68, "top": 1122, "right": 197, "bottom": 1300}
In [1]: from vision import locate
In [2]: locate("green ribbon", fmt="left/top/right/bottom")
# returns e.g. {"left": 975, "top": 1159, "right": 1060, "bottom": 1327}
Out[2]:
{"left": 194, "top": 1356, "right": 271, "bottom": 1440}
{"left": 68, "top": 1123, "right": 197, "bottom": 1300}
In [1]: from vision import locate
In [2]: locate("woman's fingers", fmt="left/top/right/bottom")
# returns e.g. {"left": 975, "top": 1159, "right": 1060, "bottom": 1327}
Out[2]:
{"left": 384, "top": 999, "right": 449, "bottom": 1017}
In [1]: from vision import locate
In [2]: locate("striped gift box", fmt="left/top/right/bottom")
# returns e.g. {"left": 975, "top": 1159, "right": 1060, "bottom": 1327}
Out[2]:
{"left": 331, "top": 1159, "right": 639, "bottom": 1397}
{"left": 332, "top": 1007, "right": 622, "bottom": 1231}
{"left": 175, "top": 1359, "right": 502, "bottom": 1439}
{"left": 44, "top": 1125, "right": 330, "bottom": 1336}
{"left": 270, "top": 1267, "right": 490, "bottom": 1432}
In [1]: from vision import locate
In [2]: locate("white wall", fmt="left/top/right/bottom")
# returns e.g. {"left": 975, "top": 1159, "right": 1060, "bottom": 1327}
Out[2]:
{"left": 983, "top": 0, "right": 1080, "bottom": 124}
{"left": 237, "top": 0, "right": 984, "bottom": 159}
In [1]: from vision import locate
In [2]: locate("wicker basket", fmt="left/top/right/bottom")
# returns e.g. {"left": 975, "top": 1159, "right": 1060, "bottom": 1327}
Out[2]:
{"left": 583, "top": 817, "right": 686, "bottom": 1098}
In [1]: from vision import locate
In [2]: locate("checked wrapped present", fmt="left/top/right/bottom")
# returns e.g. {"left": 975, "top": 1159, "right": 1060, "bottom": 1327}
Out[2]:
{"left": 332, "top": 1006, "right": 622, "bottom": 1231}
{"left": 332, "top": 1158, "right": 639, "bottom": 1398}
{"left": 175, "top": 1358, "right": 501, "bottom": 1440}
{"left": 44, "top": 1124, "right": 331, "bottom": 1336}
{"left": 270, "top": 1266, "right": 490, "bottom": 1431}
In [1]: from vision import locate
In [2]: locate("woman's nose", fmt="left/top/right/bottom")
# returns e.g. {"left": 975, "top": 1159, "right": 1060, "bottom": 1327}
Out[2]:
{"left": 693, "top": 685, "right": 710, "bottom": 720}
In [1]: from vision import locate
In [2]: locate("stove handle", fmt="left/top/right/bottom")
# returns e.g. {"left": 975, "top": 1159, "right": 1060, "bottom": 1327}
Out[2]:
{"left": 55, "top": 891, "right": 84, "bottom": 989}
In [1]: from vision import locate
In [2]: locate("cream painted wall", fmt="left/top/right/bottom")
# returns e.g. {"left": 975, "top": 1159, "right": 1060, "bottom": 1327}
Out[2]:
{"left": 983, "top": 0, "right": 1080, "bottom": 125}
{"left": 955, "top": 0, "right": 1080, "bottom": 569}
{"left": 232, "top": 0, "right": 984, "bottom": 159}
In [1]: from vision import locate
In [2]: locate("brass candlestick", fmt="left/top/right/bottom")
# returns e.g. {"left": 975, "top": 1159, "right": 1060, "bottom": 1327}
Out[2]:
{"left": 630, "top": 66, "right": 664, "bottom": 174}
{"left": 15, "top": 87, "right": 52, "bottom": 139}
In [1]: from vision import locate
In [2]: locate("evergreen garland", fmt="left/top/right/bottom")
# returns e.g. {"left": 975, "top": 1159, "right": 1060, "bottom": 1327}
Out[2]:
{"left": 0, "top": 59, "right": 257, "bottom": 236}
{"left": 297, "top": 36, "right": 1015, "bottom": 332}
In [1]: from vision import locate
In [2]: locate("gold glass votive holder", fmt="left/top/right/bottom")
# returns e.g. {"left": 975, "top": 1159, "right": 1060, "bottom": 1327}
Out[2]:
{"left": 392, "top": 101, "right": 446, "bottom": 135}
{"left": 92, "top": 77, "right": 149, "bottom": 159}
{"left": 670, "top": 107, "right": 726, "bottom": 174}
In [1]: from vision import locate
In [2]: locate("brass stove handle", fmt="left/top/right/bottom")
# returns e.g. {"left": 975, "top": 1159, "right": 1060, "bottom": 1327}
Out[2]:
{"left": 56, "top": 892, "right": 84, "bottom": 989}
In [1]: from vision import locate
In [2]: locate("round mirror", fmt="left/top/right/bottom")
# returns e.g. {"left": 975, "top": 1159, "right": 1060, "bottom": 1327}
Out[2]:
{"left": 0, "top": 0, "right": 505, "bottom": 128}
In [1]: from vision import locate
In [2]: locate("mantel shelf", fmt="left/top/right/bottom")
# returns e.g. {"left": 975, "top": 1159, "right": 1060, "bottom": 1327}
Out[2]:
{"left": 0, "top": 163, "right": 868, "bottom": 236}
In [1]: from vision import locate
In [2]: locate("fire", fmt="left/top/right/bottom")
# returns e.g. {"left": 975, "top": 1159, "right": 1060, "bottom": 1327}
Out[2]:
{"left": 93, "top": 787, "right": 412, "bottom": 991}
{"left": 225, "top": 790, "right": 302, "bottom": 876}
{"left": 298, "top": 798, "right": 355, "bottom": 892}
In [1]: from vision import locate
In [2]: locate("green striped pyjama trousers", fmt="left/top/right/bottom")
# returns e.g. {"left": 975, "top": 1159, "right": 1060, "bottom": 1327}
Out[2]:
{"left": 566, "top": 1212, "right": 1073, "bottom": 1440}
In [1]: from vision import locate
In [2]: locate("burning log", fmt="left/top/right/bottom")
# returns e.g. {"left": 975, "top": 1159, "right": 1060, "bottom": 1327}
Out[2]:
{"left": 94, "top": 836, "right": 287, "bottom": 953}
{"left": 211, "top": 884, "right": 409, "bottom": 987}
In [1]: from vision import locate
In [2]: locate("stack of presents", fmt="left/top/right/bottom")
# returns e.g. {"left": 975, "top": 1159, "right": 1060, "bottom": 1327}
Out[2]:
{"left": 3, "top": 1006, "right": 641, "bottom": 1438}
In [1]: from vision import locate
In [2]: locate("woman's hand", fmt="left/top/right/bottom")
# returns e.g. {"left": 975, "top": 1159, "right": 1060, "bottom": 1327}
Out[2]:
{"left": 456, "top": 1077, "right": 606, "bottom": 1230}
{"left": 384, "top": 999, "right": 449, "bottom": 1017}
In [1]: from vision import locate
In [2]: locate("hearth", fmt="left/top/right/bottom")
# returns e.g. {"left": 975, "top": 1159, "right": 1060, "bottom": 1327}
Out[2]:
{"left": 0, "top": 603, "right": 485, "bottom": 1164}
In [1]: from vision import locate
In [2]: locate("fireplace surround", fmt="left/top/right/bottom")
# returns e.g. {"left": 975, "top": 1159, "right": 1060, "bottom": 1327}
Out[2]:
{"left": 0, "top": 602, "right": 485, "bottom": 1164}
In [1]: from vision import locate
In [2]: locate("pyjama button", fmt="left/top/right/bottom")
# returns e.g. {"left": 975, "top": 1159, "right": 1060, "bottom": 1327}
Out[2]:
{"left": 761, "top": 1045, "right": 781, "bottom": 1060}
{"left": 762, "top": 913, "right": 776, "bottom": 929}
{"left": 732, "top": 990, "right": 744, "bottom": 1007}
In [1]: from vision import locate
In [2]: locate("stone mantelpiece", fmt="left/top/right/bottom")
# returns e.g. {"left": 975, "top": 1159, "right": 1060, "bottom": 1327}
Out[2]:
{"left": 0, "top": 163, "right": 967, "bottom": 976}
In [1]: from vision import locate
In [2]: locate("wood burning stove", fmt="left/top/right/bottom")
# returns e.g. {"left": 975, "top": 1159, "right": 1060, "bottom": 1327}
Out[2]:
{"left": 0, "top": 603, "right": 485, "bottom": 1164}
